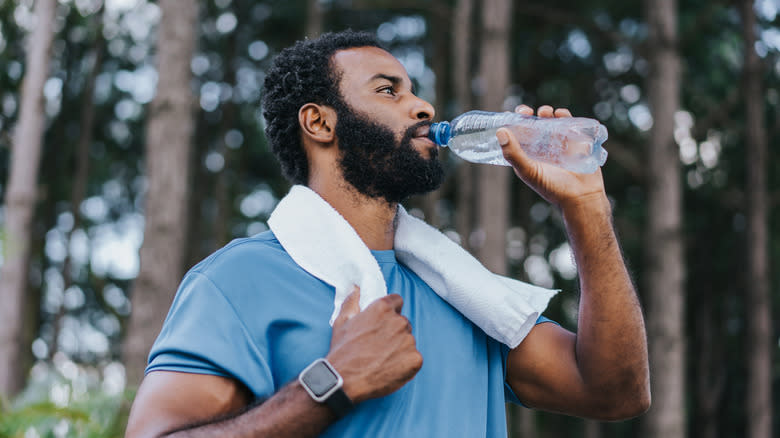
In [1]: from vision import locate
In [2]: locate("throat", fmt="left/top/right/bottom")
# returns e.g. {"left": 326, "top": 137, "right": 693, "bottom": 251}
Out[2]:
{"left": 343, "top": 194, "right": 398, "bottom": 251}
{"left": 312, "top": 181, "right": 398, "bottom": 251}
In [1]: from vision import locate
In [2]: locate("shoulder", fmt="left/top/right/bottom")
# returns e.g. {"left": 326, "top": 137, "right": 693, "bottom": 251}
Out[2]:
{"left": 192, "top": 230, "right": 288, "bottom": 272}
{"left": 188, "top": 231, "right": 304, "bottom": 286}
{"left": 178, "top": 230, "right": 331, "bottom": 309}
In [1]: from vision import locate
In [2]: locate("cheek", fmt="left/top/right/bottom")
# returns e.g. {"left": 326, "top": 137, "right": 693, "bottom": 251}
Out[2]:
{"left": 356, "top": 101, "right": 405, "bottom": 130}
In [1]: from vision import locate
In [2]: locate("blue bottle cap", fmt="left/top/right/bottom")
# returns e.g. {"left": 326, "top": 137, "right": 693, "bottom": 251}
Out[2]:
{"left": 428, "top": 121, "right": 451, "bottom": 146}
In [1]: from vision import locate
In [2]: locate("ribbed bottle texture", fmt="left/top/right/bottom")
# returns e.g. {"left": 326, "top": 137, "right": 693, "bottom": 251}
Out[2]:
{"left": 429, "top": 110, "right": 609, "bottom": 174}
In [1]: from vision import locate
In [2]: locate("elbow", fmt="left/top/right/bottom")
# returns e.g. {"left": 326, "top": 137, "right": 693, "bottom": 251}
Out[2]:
{"left": 582, "top": 361, "right": 651, "bottom": 421}
{"left": 608, "top": 387, "right": 651, "bottom": 421}
{"left": 635, "top": 388, "right": 652, "bottom": 416}
{"left": 603, "top": 360, "right": 651, "bottom": 420}
{"left": 594, "top": 378, "right": 651, "bottom": 421}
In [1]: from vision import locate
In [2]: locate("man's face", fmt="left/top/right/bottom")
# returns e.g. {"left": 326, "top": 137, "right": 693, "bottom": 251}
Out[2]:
{"left": 330, "top": 47, "right": 443, "bottom": 203}
{"left": 335, "top": 100, "right": 443, "bottom": 204}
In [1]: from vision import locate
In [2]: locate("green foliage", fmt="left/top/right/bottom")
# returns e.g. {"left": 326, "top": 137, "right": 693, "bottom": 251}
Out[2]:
{"left": 0, "top": 383, "right": 131, "bottom": 438}
{"left": 0, "top": 401, "right": 89, "bottom": 438}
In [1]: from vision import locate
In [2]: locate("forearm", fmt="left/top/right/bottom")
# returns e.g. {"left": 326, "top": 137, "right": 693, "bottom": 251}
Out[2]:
{"left": 164, "top": 381, "right": 336, "bottom": 438}
{"left": 561, "top": 194, "right": 649, "bottom": 397}
{"left": 130, "top": 293, "right": 420, "bottom": 438}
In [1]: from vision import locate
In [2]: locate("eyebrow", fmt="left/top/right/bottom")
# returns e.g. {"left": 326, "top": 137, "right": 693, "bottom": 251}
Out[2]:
{"left": 368, "top": 73, "right": 416, "bottom": 95}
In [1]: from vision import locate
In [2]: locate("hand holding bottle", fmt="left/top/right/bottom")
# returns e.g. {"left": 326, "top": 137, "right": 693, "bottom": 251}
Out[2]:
{"left": 428, "top": 107, "right": 608, "bottom": 173}
{"left": 498, "top": 105, "right": 608, "bottom": 211}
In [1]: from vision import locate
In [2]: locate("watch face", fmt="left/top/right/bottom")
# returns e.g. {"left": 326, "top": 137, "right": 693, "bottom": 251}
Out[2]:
{"left": 301, "top": 361, "right": 339, "bottom": 397}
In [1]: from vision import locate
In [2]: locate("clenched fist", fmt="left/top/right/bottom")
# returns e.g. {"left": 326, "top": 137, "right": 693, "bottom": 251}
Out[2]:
{"left": 325, "top": 287, "right": 423, "bottom": 404}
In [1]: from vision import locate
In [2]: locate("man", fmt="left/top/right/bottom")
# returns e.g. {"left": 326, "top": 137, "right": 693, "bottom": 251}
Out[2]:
{"left": 126, "top": 30, "right": 649, "bottom": 437}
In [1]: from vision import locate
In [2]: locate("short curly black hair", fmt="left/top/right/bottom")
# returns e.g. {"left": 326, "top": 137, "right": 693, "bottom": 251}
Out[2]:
{"left": 262, "top": 30, "right": 383, "bottom": 185}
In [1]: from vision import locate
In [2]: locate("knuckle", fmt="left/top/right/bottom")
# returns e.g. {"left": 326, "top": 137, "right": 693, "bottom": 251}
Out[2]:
{"left": 402, "top": 330, "right": 418, "bottom": 351}
{"left": 393, "top": 314, "right": 410, "bottom": 331}
{"left": 388, "top": 293, "right": 404, "bottom": 306}
{"left": 411, "top": 352, "right": 423, "bottom": 370}
{"left": 401, "top": 316, "right": 412, "bottom": 332}
{"left": 373, "top": 298, "right": 392, "bottom": 313}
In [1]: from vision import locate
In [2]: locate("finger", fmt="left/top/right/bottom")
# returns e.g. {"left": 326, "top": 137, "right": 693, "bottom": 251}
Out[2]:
{"left": 377, "top": 293, "right": 404, "bottom": 314}
{"left": 554, "top": 108, "right": 572, "bottom": 118}
{"left": 497, "top": 127, "right": 537, "bottom": 178}
{"left": 514, "top": 104, "right": 533, "bottom": 115}
{"left": 334, "top": 285, "right": 361, "bottom": 326}
{"left": 401, "top": 315, "right": 413, "bottom": 333}
{"left": 497, "top": 127, "right": 523, "bottom": 161}
{"left": 537, "top": 105, "right": 554, "bottom": 118}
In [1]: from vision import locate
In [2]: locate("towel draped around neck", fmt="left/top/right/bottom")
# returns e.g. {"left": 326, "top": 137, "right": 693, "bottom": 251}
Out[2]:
{"left": 267, "top": 185, "right": 557, "bottom": 348}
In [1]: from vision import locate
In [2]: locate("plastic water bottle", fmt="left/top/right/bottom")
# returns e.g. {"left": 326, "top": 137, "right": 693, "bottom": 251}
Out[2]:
{"left": 428, "top": 110, "right": 609, "bottom": 174}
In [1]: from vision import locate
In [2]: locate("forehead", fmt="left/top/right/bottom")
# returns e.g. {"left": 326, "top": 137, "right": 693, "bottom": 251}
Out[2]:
{"left": 332, "top": 47, "right": 411, "bottom": 91}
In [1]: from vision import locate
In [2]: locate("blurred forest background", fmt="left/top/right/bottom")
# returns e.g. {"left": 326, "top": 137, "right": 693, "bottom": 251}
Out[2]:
{"left": 0, "top": 0, "right": 778, "bottom": 437}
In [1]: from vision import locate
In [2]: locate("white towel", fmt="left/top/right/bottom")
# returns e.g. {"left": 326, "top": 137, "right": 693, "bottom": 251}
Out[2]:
{"left": 267, "top": 185, "right": 558, "bottom": 348}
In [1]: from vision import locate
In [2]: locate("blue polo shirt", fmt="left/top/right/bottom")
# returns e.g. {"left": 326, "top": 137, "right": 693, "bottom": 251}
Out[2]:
{"left": 147, "top": 231, "right": 551, "bottom": 437}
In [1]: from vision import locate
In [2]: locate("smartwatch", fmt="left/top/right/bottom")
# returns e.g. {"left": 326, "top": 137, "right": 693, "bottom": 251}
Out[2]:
{"left": 298, "top": 358, "right": 354, "bottom": 417}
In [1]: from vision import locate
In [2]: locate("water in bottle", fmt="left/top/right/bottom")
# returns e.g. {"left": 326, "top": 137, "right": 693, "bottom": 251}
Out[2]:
{"left": 428, "top": 110, "right": 609, "bottom": 174}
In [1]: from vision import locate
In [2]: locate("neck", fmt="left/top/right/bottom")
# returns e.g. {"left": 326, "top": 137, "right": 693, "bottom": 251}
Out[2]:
{"left": 307, "top": 180, "right": 398, "bottom": 251}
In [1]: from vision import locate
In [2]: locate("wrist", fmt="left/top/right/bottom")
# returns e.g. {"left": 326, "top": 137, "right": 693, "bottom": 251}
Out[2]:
{"left": 559, "top": 191, "right": 611, "bottom": 220}
{"left": 325, "top": 353, "right": 369, "bottom": 404}
{"left": 298, "top": 358, "right": 355, "bottom": 418}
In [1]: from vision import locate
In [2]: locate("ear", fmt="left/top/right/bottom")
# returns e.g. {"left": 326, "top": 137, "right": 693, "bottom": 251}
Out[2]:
{"left": 298, "top": 103, "right": 336, "bottom": 144}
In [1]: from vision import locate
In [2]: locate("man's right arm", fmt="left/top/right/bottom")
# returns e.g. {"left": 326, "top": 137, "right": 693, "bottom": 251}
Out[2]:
{"left": 125, "top": 371, "right": 340, "bottom": 438}
{"left": 125, "top": 289, "right": 421, "bottom": 438}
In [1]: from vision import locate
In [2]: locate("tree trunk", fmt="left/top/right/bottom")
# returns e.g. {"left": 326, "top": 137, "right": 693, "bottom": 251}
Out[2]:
{"left": 475, "top": 0, "right": 512, "bottom": 275}
{"left": 452, "top": 0, "right": 477, "bottom": 250}
{"left": 740, "top": 1, "right": 772, "bottom": 437}
{"left": 0, "top": 0, "right": 57, "bottom": 398}
{"left": 475, "top": 1, "right": 527, "bottom": 437}
{"left": 640, "top": 1, "right": 686, "bottom": 437}
{"left": 305, "top": 0, "right": 323, "bottom": 38}
{"left": 583, "top": 420, "right": 602, "bottom": 438}
{"left": 122, "top": 0, "right": 199, "bottom": 388}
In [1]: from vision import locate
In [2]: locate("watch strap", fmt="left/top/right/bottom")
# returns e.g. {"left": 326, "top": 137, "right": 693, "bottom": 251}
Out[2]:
{"left": 324, "top": 386, "right": 354, "bottom": 418}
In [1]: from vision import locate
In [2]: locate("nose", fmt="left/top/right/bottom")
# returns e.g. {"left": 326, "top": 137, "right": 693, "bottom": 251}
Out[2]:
{"left": 410, "top": 95, "right": 435, "bottom": 121}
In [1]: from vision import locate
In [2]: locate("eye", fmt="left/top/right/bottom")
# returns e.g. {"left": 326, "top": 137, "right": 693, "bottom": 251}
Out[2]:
{"left": 378, "top": 86, "right": 397, "bottom": 96}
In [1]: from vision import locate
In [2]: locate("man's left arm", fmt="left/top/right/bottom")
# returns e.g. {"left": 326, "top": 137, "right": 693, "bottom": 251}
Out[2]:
{"left": 500, "top": 105, "right": 650, "bottom": 421}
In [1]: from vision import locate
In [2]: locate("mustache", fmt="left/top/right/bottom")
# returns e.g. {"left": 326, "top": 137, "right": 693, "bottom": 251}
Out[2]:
{"left": 402, "top": 120, "right": 433, "bottom": 143}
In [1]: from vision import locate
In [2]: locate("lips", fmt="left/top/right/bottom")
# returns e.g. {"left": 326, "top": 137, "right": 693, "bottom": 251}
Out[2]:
{"left": 413, "top": 124, "right": 431, "bottom": 140}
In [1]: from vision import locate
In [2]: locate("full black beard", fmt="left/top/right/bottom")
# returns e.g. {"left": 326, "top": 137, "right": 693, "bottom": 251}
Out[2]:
{"left": 334, "top": 101, "right": 444, "bottom": 204}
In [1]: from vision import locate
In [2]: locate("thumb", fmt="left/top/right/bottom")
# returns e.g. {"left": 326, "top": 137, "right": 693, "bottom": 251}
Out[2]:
{"left": 498, "top": 127, "right": 540, "bottom": 180}
{"left": 333, "top": 285, "right": 361, "bottom": 326}
{"left": 497, "top": 127, "right": 525, "bottom": 166}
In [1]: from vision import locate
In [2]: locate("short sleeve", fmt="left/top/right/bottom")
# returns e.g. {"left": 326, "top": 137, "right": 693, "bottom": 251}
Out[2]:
{"left": 146, "top": 271, "right": 275, "bottom": 400}
{"left": 503, "top": 315, "right": 560, "bottom": 406}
